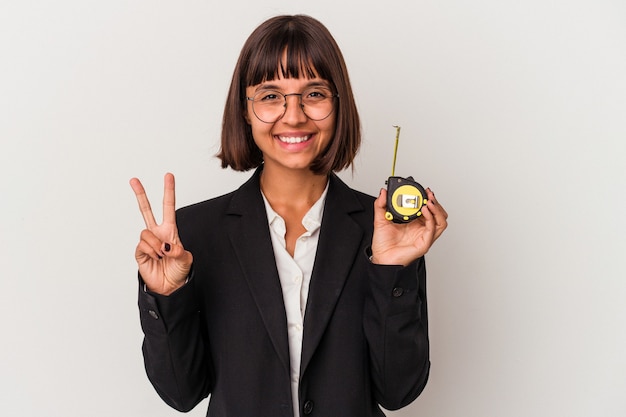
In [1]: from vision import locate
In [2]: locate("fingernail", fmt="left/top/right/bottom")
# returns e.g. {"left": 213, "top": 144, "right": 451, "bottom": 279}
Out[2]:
{"left": 164, "top": 243, "right": 171, "bottom": 252}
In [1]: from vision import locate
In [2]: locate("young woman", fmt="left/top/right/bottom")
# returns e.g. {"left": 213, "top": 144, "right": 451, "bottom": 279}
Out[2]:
{"left": 130, "top": 14, "right": 448, "bottom": 417}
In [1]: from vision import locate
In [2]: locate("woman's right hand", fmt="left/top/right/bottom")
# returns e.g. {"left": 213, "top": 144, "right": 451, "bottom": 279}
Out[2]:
{"left": 130, "top": 173, "right": 193, "bottom": 295}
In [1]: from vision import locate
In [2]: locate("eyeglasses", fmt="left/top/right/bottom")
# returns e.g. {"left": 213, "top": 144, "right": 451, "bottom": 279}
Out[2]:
{"left": 246, "top": 87, "right": 339, "bottom": 123}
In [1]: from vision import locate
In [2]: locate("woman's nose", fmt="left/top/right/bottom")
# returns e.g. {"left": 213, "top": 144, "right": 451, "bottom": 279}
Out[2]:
{"left": 280, "top": 94, "right": 308, "bottom": 124}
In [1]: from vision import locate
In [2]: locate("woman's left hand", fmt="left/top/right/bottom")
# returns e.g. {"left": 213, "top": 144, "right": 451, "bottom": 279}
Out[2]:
{"left": 371, "top": 187, "right": 448, "bottom": 266}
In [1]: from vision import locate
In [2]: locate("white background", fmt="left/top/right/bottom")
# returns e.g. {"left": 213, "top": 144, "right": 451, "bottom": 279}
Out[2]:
{"left": 1, "top": 1, "right": 625, "bottom": 416}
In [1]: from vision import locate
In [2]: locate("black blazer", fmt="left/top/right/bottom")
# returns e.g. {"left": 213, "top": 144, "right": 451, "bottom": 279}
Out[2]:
{"left": 138, "top": 169, "right": 430, "bottom": 417}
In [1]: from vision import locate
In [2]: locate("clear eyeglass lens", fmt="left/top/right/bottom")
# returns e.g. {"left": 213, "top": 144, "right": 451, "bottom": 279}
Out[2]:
{"left": 251, "top": 87, "right": 335, "bottom": 123}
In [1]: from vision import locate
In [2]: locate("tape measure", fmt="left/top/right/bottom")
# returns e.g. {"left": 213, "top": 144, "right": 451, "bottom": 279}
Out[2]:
{"left": 385, "top": 126, "right": 428, "bottom": 223}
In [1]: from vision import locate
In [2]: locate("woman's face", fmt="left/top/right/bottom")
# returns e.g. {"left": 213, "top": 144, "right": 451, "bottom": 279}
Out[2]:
{"left": 245, "top": 75, "right": 336, "bottom": 174}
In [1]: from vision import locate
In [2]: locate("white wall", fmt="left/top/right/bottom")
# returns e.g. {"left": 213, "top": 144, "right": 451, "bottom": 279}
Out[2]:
{"left": 1, "top": 1, "right": 625, "bottom": 416}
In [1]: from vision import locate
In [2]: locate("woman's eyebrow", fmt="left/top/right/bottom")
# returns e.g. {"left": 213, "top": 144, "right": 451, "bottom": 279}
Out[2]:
{"left": 254, "top": 83, "right": 281, "bottom": 91}
{"left": 304, "top": 80, "right": 331, "bottom": 88}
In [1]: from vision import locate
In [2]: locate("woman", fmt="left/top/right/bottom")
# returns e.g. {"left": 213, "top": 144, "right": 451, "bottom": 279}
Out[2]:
{"left": 130, "top": 14, "right": 448, "bottom": 417}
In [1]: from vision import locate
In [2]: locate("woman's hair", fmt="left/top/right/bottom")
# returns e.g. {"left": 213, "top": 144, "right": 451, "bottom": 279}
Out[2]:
{"left": 217, "top": 14, "right": 361, "bottom": 175}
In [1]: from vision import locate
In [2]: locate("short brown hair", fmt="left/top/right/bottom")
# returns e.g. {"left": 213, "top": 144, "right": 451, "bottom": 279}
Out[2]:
{"left": 217, "top": 15, "right": 361, "bottom": 175}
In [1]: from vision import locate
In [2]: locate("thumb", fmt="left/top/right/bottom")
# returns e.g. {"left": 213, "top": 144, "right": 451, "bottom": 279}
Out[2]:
{"left": 374, "top": 188, "right": 389, "bottom": 223}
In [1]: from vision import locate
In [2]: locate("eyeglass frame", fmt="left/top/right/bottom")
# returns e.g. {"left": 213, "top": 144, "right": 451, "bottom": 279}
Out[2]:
{"left": 245, "top": 88, "right": 340, "bottom": 124}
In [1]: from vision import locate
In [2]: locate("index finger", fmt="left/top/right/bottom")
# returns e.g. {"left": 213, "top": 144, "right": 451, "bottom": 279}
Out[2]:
{"left": 425, "top": 188, "right": 448, "bottom": 241}
{"left": 162, "top": 173, "right": 176, "bottom": 225}
{"left": 130, "top": 177, "right": 158, "bottom": 229}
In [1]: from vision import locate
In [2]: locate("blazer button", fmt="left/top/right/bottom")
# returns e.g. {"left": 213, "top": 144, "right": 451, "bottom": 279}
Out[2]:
{"left": 303, "top": 400, "right": 314, "bottom": 415}
{"left": 392, "top": 287, "right": 404, "bottom": 297}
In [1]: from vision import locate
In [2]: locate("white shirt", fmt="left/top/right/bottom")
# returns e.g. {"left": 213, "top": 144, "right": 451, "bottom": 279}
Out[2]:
{"left": 261, "top": 183, "right": 329, "bottom": 417}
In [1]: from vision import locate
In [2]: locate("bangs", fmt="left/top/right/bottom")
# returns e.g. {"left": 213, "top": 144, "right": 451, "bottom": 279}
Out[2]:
{"left": 243, "top": 28, "right": 332, "bottom": 87}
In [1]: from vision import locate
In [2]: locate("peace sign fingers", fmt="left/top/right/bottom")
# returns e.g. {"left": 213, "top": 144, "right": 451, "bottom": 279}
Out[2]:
{"left": 130, "top": 173, "right": 191, "bottom": 295}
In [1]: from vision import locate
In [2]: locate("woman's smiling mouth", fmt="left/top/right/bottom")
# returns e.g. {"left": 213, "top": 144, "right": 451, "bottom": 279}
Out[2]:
{"left": 277, "top": 135, "right": 312, "bottom": 144}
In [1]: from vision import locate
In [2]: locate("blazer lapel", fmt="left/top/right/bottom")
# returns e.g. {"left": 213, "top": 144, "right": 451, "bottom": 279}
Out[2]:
{"left": 225, "top": 168, "right": 291, "bottom": 375}
{"left": 300, "top": 174, "right": 366, "bottom": 377}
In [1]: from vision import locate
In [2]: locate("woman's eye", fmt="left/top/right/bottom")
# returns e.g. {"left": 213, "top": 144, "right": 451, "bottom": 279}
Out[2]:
{"left": 306, "top": 89, "right": 328, "bottom": 100}
{"left": 259, "top": 92, "right": 281, "bottom": 102}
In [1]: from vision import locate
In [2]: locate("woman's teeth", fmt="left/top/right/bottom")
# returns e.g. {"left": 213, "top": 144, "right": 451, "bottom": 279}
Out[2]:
{"left": 278, "top": 135, "right": 311, "bottom": 144}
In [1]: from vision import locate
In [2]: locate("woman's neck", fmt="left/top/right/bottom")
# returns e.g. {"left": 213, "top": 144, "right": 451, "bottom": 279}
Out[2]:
{"left": 260, "top": 165, "right": 329, "bottom": 210}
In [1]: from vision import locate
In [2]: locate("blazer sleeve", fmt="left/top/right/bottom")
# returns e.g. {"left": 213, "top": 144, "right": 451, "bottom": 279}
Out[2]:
{"left": 138, "top": 273, "right": 213, "bottom": 412}
{"left": 363, "top": 254, "right": 430, "bottom": 410}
